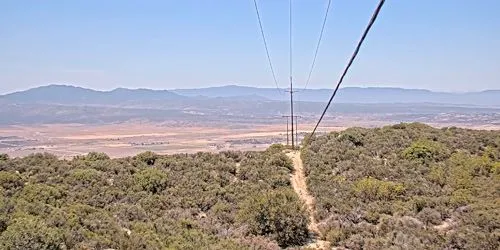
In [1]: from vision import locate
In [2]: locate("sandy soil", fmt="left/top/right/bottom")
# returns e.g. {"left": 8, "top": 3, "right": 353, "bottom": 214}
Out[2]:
{"left": 0, "top": 122, "right": 342, "bottom": 158}
{"left": 287, "top": 151, "right": 330, "bottom": 249}
{"left": 0, "top": 121, "right": 497, "bottom": 159}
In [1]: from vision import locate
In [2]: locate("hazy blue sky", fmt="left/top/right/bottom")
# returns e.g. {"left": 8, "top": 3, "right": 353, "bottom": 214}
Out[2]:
{"left": 1, "top": 0, "right": 499, "bottom": 94}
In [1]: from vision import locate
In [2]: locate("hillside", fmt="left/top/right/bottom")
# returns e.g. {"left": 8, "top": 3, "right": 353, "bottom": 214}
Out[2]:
{"left": 0, "top": 148, "right": 309, "bottom": 249}
{"left": 0, "top": 124, "right": 498, "bottom": 249}
{"left": 302, "top": 123, "right": 500, "bottom": 249}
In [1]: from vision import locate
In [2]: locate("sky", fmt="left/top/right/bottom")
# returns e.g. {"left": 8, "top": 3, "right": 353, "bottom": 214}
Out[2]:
{"left": 1, "top": 0, "right": 499, "bottom": 94}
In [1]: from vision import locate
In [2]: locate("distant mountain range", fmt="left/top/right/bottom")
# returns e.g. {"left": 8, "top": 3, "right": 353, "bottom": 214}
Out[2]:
{"left": 0, "top": 85, "right": 185, "bottom": 106}
{"left": 173, "top": 85, "right": 500, "bottom": 106}
{"left": 2, "top": 84, "right": 499, "bottom": 106}
{"left": 0, "top": 84, "right": 498, "bottom": 125}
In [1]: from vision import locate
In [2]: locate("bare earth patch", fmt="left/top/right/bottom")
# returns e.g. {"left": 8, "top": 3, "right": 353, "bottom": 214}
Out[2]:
{"left": 0, "top": 121, "right": 496, "bottom": 158}
{"left": 287, "top": 151, "right": 330, "bottom": 250}
{"left": 0, "top": 122, "right": 341, "bottom": 158}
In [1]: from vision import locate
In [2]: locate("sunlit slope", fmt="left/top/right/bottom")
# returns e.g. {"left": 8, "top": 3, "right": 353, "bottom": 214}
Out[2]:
{"left": 302, "top": 123, "right": 499, "bottom": 249}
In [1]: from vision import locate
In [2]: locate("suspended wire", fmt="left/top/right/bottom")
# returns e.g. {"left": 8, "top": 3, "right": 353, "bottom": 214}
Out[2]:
{"left": 289, "top": 0, "right": 295, "bottom": 148}
{"left": 289, "top": 0, "right": 293, "bottom": 89}
{"left": 252, "top": 0, "right": 282, "bottom": 93}
{"left": 303, "top": 0, "right": 332, "bottom": 91}
{"left": 310, "top": 0, "right": 386, "bottom": 138}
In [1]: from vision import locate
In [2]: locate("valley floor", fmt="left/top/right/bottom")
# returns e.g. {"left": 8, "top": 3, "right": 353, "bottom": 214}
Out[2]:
{"left": 0, "top": 121, "right": 498, "bottom": 158}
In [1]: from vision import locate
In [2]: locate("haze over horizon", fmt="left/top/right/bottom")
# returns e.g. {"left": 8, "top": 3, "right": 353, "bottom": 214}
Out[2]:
{"left": 1, "top": 1, "right": 499, "bottom": 94}
{"left": 3, "top": 83, "right": 500, "bottom": 96}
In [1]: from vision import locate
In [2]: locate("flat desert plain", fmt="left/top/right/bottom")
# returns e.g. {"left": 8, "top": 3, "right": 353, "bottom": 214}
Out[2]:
{"left": 0, "top": 121, "right": 498, "bottom": 158}
{"left": 0, "top": 122, "right": 344, "bottom": 158}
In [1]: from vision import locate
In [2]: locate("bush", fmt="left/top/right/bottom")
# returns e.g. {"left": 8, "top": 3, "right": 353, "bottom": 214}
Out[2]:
{"left": 402, "top": 139, "right": 447, "bottom": 162}
{"left": 77, "top": 152, "right": 110, "bottom": 161}
{"left": 353, "top": 177, "right": 405, "bottom": 201}
{"left": 0, "top": 154, "right": 8, "bottom": 161}
{"left": 19, "top": 183, "right": 65, "bottom": 207}
{"left": 0, "top": 216, "right": 63, "bottom": 249}
{"left": 417, "top": 207, "right": 441, "bottom": 225}
{"left": 238, "top": 189, "right": 309, "bottom": 247}
{"left": 134, "top": 168, "right": 168, "bottom": 194}
{"left": 427, "top": 164, "right": 446, "bottom": 186}
{"left": 135, "top": 151, "right": 158, "bottom": 165}
{"left": 267, "top": 153, "right": 293, "bottom": 172}
{"left": 0, "top": 171, "right": 23, "bottom": 190}
{"left": 266, "top": 144, "right": 285, "bottom": 154}
{"left": 67, "top": 168, "right": 103, "bottom": 187}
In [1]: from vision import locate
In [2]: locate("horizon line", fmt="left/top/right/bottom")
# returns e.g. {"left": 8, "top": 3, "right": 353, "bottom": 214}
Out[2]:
{"left": 2, "top": 83, "right": 499, "bottom": 96}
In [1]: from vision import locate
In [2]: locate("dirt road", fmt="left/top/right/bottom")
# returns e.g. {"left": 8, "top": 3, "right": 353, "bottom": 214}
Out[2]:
{"left": 286, "top": 151, "right": 330, "bottom": 249}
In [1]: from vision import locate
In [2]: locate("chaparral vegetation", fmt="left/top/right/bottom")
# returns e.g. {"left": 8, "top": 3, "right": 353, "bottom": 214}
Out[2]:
{"left": 0, "top": 123, "right": 498, "bottom": 249}
{"left": 0, "top": 146, "right": 309, "bottom": 249}
{"left": 302, "top": 123, "right": 499, "bottom": 249}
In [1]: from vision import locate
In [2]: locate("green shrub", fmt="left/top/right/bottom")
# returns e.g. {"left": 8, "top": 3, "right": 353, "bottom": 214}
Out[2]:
{"left": 266, "top": 143, "right": 285, "bottom": 154}
{"left": 449, "top": 189, "right": 472, "bottom": 208}
{"left": 135, "top": 151, "right": 158, "bottom": 165}
{"left": 402, "top": 139, "right": 447, "bottom": 162}
{"left": 68, "top": 168, "right": 103, "bottom": 187}
{"left": 325, "top": 228, "right": 348, "bottom": 245}
{"left": 267, "top": 153, "right": 293, "bottom": 172}
{"left": 238, "top": 189, "right": 309, "bottom": 247}
{"left": 353, "top": 177, "right": 405, "bottom": 201}
{"left": 417, "top": 207, "right": 441, "bottom": 225}
{"left": 0, "top": 216, "right": 63, "bottom": 249}
{"left": 339, "top": 130, "right": 364, "bottom": 146}
{"left": 134, "top": 167, "right": 168, "bottom": 194}
{"left": 0, "top": 171, "right": 23, "bottom": 190}
{"left": 0, "top": 154, "right": 8, "bottom": 161}
{"left": 81, "top": 152, "right": 110, "bottom": 161}
{"left": 427, "top": 164, "right": 446, "bottom": 186}
{"left": 19, "top": 183, "right": 65, "bottom": 207}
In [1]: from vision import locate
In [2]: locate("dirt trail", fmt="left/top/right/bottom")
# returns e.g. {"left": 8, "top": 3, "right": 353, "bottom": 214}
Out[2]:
{"left": 286, "top": 151, "right": 330, "bottom": 249}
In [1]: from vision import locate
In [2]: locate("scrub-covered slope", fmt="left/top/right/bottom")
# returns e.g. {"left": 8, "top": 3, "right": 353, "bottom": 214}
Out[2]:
{"left": 0, "top": 147, "right": 309, "bottom": 249}
{"left": 302, "top": 123, "right": 499, "bottom": 249}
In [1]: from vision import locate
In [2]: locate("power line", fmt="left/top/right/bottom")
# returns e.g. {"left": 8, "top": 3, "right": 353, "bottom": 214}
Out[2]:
{"left": 289, "top": 0, "right": 295, "bottom": 148}
{"left": 252, "top": 0, "right": 282, "bottom": 93}
{"left": 310, "top": 0, "right": 386, "bottom": 138}
{"left": 289, "top": 0, "right": 293, "bottom": 82}
{"left": 303, "top": 0, "right": 332, "bottom": 90}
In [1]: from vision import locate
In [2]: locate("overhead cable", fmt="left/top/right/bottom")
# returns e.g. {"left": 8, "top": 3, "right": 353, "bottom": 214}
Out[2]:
{"left": 252, "top": 0, "right": 282, "bottom": 93}
{"left": 303, "top": 0, "right": 332, "bottom": 90}
{"left": 310, "top": 0, "right": 386, "bottom": 138}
